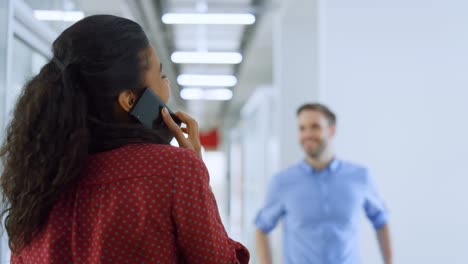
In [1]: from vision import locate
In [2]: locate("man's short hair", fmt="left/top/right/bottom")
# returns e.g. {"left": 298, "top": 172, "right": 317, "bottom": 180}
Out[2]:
{"left": 296, "top": 103, "right": 337, "bottom": 126}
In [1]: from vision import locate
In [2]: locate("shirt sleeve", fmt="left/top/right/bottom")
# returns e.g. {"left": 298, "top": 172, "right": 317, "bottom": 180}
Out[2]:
{"left": 363, "top": 169, "right": 389, "bottom": 229}
{"left": 254, "top": 174, "right": 285, "bottom": 233}
{"left": 171, "top": 150, "right": 249, "bottom": 264}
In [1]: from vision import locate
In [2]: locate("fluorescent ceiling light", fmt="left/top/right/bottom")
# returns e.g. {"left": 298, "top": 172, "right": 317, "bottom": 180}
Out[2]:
{"left": 177, "top": 74, "right": 238, "bottom": 87}
{"left": 34, "top": 10, "right": 85, "bottom": 22}
{"left": 180, "top": 88, "right": 233, "bottom": 101}
{"left": 171, "top": 52, "right": 243, "bottom": 64}
{"left": 162, "top": 13, "right": 255, "bottom": 25}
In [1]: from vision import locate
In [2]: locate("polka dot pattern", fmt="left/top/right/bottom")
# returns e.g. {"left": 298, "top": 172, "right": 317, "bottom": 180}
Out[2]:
{"left": 11, "top": 144, "right": 249, "bottom": 263}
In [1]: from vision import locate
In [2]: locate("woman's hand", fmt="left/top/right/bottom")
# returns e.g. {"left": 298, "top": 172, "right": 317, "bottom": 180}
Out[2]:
{"left": 161, "top": 108, "right": 202, "bottom": 159}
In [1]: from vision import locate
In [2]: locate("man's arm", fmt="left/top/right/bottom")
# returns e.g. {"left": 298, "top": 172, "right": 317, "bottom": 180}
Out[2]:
{"left": 255, "top": 173, "right": 285, "bottom": 264}
{"left": 256, "top": 229, "right": 272, "bottom": 264}
{"left": 363, "top": 169, "right": 392, "bottom": 264}
{"left": 376, "top": 224, "right": 392, "bottom": 264}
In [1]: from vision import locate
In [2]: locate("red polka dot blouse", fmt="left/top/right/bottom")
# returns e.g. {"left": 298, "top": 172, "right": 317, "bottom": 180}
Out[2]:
{"left": 11, "top": 143, "right": 250, "bottom": 263}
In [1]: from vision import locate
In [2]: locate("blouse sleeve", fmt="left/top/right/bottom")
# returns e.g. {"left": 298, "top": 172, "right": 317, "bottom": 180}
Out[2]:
{"left": 171, "top": 150, "right": 249, "bottom": 263}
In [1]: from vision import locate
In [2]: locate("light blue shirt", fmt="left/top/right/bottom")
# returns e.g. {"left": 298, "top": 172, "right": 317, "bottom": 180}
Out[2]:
{"left": 255, "top": 159, "right": 388, "bottom": 264}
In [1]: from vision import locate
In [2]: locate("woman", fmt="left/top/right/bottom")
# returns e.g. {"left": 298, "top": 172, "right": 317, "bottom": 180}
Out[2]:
{"left": 0, "top": 15, "right": 249, "bottom": 263}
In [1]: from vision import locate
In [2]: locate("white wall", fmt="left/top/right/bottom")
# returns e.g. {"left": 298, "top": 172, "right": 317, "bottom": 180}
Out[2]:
{"left": 319, "top": 0, "right": 468, "bottom": 263}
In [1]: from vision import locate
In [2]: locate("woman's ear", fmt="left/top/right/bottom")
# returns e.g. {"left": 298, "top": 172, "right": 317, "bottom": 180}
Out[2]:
{"left": 117, "top": 90, "right": 136, "bottom": 112}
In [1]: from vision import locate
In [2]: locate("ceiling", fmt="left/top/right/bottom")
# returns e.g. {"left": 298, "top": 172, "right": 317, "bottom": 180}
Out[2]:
{"left": 156, "top": 0, "right": 273, "bottom": 131}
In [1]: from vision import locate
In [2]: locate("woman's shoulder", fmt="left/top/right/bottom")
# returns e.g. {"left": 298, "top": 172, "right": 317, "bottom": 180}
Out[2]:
{"left": 91, "top": 143, "right": 194, "bottom": 159}
{"left": 81, "top": 143, "right": 200, "bottom": 186}
{"left": 126, "top": 143, "right": 199, "bottom": 161}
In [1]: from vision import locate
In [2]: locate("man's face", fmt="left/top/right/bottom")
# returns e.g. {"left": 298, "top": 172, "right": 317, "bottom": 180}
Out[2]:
{"left": 298, "top": 110, "right": 336, "bottom": 158}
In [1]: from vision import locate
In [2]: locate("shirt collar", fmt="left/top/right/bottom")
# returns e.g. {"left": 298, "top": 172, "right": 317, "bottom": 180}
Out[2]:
{"left": 300, "top": 158, "right": 340, "bottom": 174}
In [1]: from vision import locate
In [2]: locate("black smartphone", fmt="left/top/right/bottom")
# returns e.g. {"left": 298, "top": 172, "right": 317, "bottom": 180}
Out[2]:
{"left": 129, "top": 87, "right": 182, "bottom": 144}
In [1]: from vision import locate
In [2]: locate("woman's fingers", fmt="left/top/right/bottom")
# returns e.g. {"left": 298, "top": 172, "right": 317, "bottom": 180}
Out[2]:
{"left": 161, "top": 108, "right": 188, "bottom": 145}
{"left": 174, "top": 111, "right": 197, "bottom": 128}
{"left": 172, "top": 111, "right": 202, "bottom": 158}
{"left": 174, "top": 111, "right": 199, "bottom": 140}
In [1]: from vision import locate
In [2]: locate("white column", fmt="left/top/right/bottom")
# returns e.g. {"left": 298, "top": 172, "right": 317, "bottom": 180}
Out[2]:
{"left": 273, "top": 0, "right": 320, "bottom": 170}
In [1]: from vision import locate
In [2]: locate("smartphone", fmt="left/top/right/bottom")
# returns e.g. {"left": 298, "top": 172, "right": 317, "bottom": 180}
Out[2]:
{"left": 129, "top": 87, "right": 182, "bottom": 144}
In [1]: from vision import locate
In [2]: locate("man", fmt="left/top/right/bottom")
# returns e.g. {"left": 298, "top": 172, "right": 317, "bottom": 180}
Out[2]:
{"left": 255, "top": 103, "right": 392, "bottom": 264}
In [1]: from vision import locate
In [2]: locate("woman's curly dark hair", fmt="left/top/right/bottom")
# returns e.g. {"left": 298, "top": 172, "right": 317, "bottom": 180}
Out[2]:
{"left": 0, "top": 15, "right": 166, "bottom": 251}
